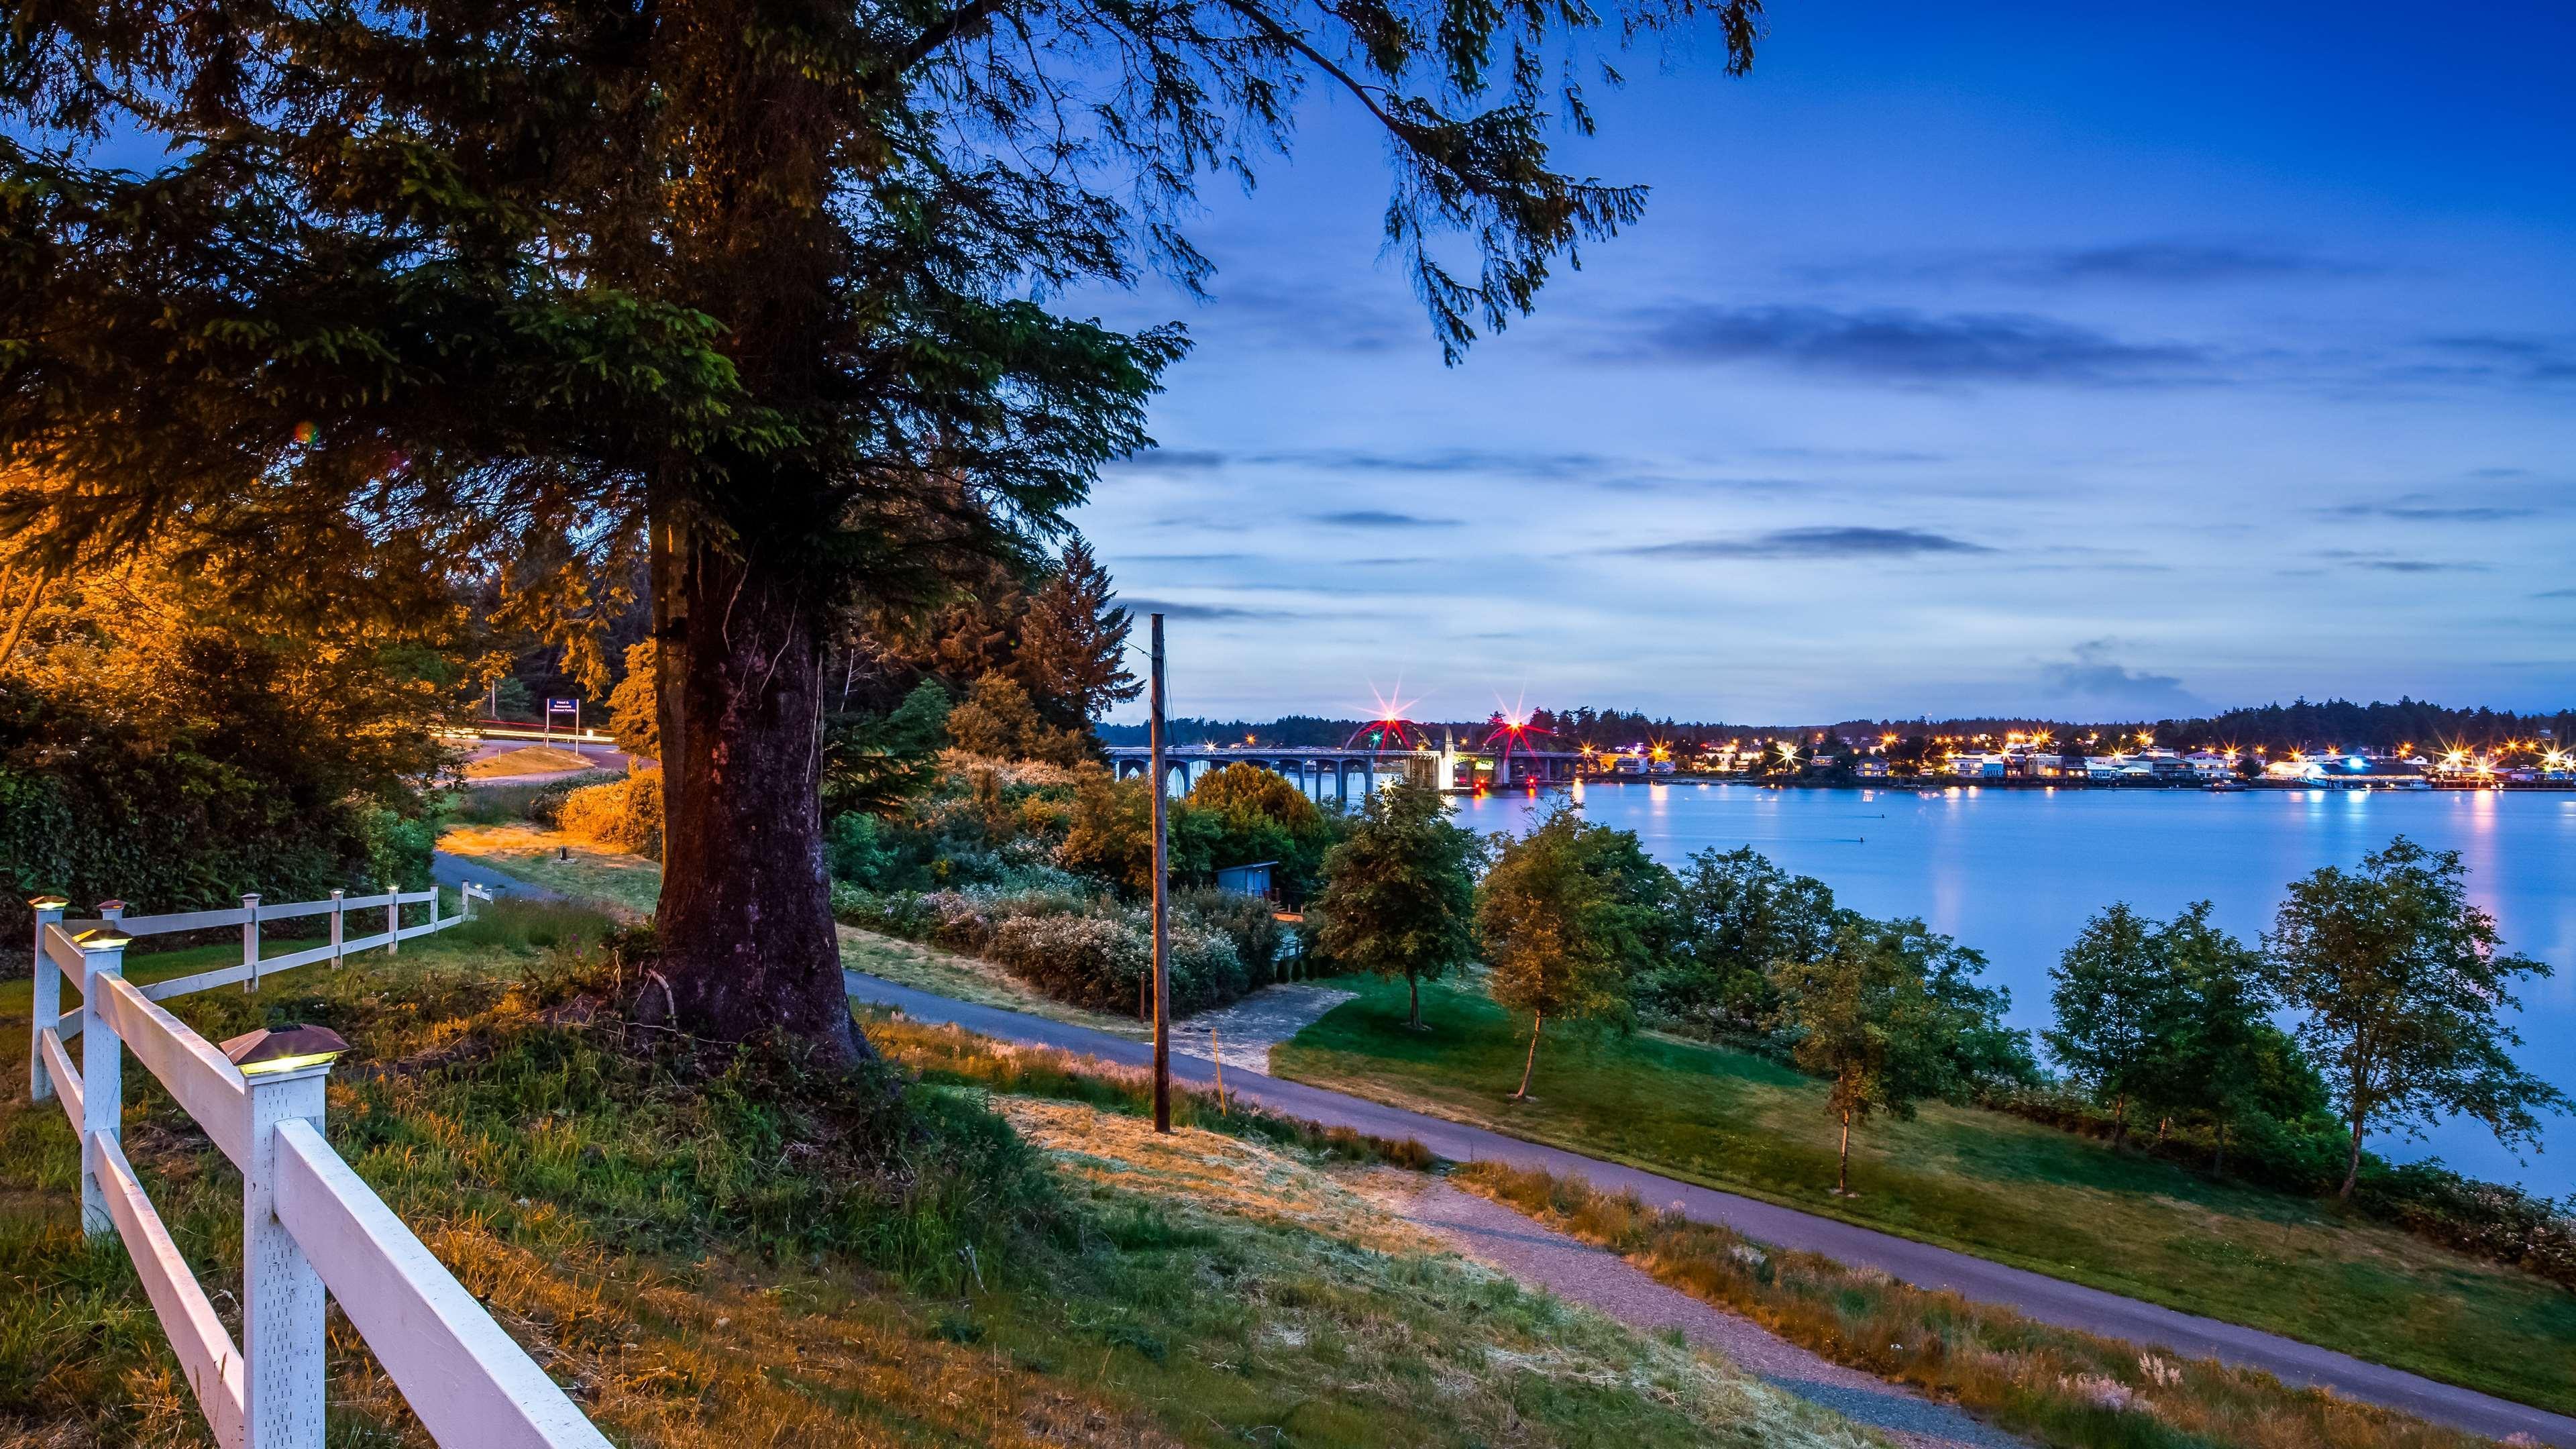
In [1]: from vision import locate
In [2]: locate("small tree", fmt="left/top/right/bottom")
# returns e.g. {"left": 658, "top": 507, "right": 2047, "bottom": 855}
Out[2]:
{"left": 606, "top": 641, "right": 660, "bottom": 760}
{"left": 821, "top": 679, "right": 952, "bottom": 818}
{"left": 2044, "top": 902, "right": 2176, "bottom": 1147}
{"left": 1770, "top": 920, "right": 1985, "bottom": 1195}
{"left": 2135, "top": 901, "right": 2278, "bottom": 1157}
{"left": 1186, "top": 762, "right": 1336, "bottom": 898}
{"left": 2266, "top": 836, "right": 2569, "bottom": 1197}
{"left": 1475, "top": 808, "right": 1648, "bottom": 1099}
{"left": 1646, "top": 846, "right": 1839, "bottom": 1036}
{"left": 1315, "top": 779, "right": 1483, "bottom": 1028}
{"left": 1017, "top": 539, "right": 1141, "bottom": 727}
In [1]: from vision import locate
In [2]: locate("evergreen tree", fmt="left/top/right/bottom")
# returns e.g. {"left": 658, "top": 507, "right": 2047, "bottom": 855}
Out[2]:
{"left": 606, "top": 641, "right": 661, "bottom": 760}
{"left": 1315, "top": 779, "right": 1483, "bottom": 1028}
{"left": 2044, "top": 902, "right": 2176, "bottom": 1148}
{"left": 1643, "top": 846, "right": 1839, "bottom": 1036}
{"left": 0, "top": 0, "right": 1762, "bottom": 1061}
{"left": 2265, "top": 836, "right": 2568, "bottom": 1197}
{"left": 1018, "top": 539, "right": 1139, "bottom": 726}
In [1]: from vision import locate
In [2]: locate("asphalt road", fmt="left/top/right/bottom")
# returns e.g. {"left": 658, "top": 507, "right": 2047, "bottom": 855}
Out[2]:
{"left": 848, "top": 970, "right": 2576, "bottom": 1448}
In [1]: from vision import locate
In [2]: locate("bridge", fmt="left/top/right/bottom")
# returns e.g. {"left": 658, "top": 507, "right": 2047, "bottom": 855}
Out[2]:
{"left": 1102, "top": 743, "right": 1593, "bottom": 798}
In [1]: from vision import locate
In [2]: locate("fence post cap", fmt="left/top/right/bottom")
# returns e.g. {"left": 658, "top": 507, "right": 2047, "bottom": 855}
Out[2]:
{"left": 241, "top": 892, "right": 262, "bottom": 904}
{"left": 71, "top": 924, "right": 134, "bottom": 951}
{"left": 92, "top": 898, "right": 126, "bottom": 912}
{"left": 25, "top": 893, "right": 70, "bottom": 911}
{"left": 329, "top": 888, "right": 344, "bottom": 898}
{"left": 221, "top": 1024, "right": 353, "bottom": 1076}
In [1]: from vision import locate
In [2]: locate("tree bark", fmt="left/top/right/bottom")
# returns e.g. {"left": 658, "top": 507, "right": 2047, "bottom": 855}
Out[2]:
{"left": 2110, "top": 1091, "right": 2127, "bottom": 1149}
{"left": 2339, "top": 1110, "right": 2366, "bottom": 1199}
{"left": 1407, "top": 973, "right": 1421, "bottom": 1029}
{"left": 1837, "top": 1108, "right": 1852, "bottom": 1194}
{"left": 1511, "top": 1012, "right": 1543, "bottom": 1099}
{"left": 649, "top": 512, "right": 864, "bottom": 1063}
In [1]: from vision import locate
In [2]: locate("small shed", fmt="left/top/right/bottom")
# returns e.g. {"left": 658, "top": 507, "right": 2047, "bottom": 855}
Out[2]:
{"left": 1213, "top": 860, "right": 1277, "bottom": 899}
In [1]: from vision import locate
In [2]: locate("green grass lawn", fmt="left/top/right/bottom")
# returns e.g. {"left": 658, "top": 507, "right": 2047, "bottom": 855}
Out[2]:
{"left": 1271, "top": 973, "right": 2576, "bottom": 1416}
{"left": 3, "top": 906, "right": 1873, "bottom": 1449}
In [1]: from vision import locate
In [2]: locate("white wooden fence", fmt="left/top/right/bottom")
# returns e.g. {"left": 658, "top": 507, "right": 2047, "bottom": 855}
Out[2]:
{"left": 26, "top": 885, "right": 614, "bottom": 1449}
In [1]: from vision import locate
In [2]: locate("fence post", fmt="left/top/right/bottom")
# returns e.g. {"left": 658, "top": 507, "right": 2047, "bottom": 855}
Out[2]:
{"left": 237, "top": 1049, "right": 337, "bottom": 1449}
{"left": 460, "top": 881, "right": 476, "bottom": 922}
{"left": 329, "top": 889, "right": 344, "bottom": 967}
{"left": 427, "top": 882, "right": 441, "bottom": 932}
{"left": 386, "top": 882, "right": 399, "bottom": 956}
{"left": 26, "top": 894, "right": 68, "bottom": 1102}
{"left": 75, "top": 928, "right": 129, "bottom": 1237}
{"left": 242, "top": 893, "right": 262, "bottom": 991}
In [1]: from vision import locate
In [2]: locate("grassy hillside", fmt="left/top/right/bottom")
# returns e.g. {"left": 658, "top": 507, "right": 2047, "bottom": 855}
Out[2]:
{"left": 1271, "top": 974, "right": 2576, "bottom": 1416}
{"left": 1, "top": 909, "right": 1877, "bottom": 1448}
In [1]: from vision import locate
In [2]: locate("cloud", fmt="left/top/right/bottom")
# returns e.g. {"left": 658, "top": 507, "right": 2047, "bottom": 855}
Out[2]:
{"left": 1252, "top": 447, "right": 1615, "bottom": 480}
{"left": 2535, "top": 588, "right": 2576, "bottom": 600}
{"left": 1620, "top": 304, "right": 2209, "bottom": 384}
{"left": 2410, "top": 335, "right": 2576, "bottom": 385}
{"left": 1116, "top": 598, "right": 1282, "bottom": 622}
{"left": 1125, "top": 551, "right": 1259, "bottom": 564}
{"left": 1613, "top": 526, "right": 1992, "bottom": 560}
{"left": 1318, "top": 510, "right": 1462, "bottom": 529}
{"left": 2321, "top": 499, "right": 2536, "bottom": 523}
{"left": 1801, "top": 240, "right": 2359, "bottom": 289}
{"left": 2316, "top": 549, "right": 2489, "bottom": 574}
{"left": 2039, "top": 642, "right": 2204, "bottom": 714}
{"left": 1111, "top": 447, "right": 1228, "bottom": 473}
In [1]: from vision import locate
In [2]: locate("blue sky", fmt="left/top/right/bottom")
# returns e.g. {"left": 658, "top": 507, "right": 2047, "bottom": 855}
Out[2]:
{"left": 1077, "top": 0, "right": 2576, "bottom": 727}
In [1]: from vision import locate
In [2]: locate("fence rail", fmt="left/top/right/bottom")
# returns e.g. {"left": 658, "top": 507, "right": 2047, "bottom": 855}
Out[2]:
{"left": 25, "top": 883, "right": 612, "bottom": 1449}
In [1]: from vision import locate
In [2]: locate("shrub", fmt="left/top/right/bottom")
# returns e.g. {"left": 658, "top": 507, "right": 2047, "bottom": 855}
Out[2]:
{"left": 988, "top": 911, "right": 1147, "bottom": 1012}
{"left": 555, "top": 769, "right": 665, "bottom": 857}
{"left": 1175, "top": 887, "right": 1289, "bottom": 985}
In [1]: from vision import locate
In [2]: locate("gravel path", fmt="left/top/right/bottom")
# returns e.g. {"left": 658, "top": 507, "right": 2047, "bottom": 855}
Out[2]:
{"left": 845, "top": 970, "right": 2576, "bottom": 1448}
{"left": 1396, "top": 1181, "right": 2023, "bottom": 1449}
{"left": 1167, "top": 982, "right": 1355, "bottom": 1075}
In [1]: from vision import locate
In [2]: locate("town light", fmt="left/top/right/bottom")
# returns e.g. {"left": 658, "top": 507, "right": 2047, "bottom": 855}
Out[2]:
{"left": 72, "top": 924, "right": 135, "bottom": 951}
{"left": 26, "top": 893, "right": 71, "bottom": 912}
{"left": 221, "top": 1024, "right": 354, "bottom": 1077}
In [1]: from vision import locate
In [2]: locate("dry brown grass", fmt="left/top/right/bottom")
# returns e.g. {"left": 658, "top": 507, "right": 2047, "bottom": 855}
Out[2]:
{"left": 466, "top": 745, "right": 602, "bottom": 777}
{"left": 1458, "top": 1161, "right": 2514, "bottom": 1449}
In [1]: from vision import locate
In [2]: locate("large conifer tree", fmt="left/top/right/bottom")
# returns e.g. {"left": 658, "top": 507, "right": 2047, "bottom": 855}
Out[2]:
{"left": 0, "top": 0, "right": 1761, "bottom": 1059}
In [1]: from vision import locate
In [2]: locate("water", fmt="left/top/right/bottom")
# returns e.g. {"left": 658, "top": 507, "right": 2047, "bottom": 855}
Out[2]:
{"left": 1451, "top": 782, "right": 2576, "bottom": 1197}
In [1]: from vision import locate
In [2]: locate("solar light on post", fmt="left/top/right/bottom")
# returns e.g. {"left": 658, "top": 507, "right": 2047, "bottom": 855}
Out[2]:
{"left": 224, "top": 1024, "right": 352, "bottom": 1449}
{"left": 242, "top": 892, "right": 262, "bottom": 991}
{"left": 72, "top": 922, "right": 134, "bottom": 1236}
{"left": 25, "top": 893, "right": 68, "bottom": 1102}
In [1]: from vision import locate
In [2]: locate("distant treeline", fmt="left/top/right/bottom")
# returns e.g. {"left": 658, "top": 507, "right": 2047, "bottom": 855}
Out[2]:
{"left": 1102, "top": 698, "right": 2576, "bottom": 754}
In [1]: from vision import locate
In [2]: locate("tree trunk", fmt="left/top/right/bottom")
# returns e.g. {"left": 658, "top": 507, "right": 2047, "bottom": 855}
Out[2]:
{"left": 2155, "top": 1116, "right": 2169, "bottom": 1146}
{"left": 2339, "top": 1110, "right": 2366, "bottom": 1199}
{"left": 2110, "top": 1091, "right": 2127, "bottom": 1148}
{"left": 649, "top": 514, "right": 864, "bottom": 1063}
{"left": 1511, "top": 1012, "right": 1543, "bottom": 1099}
{"left": 1837, "top": 1108, "right": 1852, "bottom": 1194}
{"left": 2211, "top": 1120, "right": 2227, "bottom": 1175}
{"left": 1407, "top": 973, "right": 1421, "bottom": 1030}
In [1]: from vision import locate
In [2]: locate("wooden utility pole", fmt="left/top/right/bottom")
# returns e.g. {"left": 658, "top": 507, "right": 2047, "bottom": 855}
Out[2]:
{"left": 1149, "top": 613, "right": 1171, "bottom": 1133}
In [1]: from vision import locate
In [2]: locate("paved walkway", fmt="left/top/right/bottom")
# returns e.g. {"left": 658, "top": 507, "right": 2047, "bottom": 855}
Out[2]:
{"left": 1396, "top": 1180, "right": 2023, "bottom": 1449}
{"left": 1165, "top": 982, "right": 1354, "bottom": 1075}
{"left": 847, "top": 970, "right": 2576, "bottom": 1448}
{"left": 429, "top": 850, "right": 565, "bottom": 903}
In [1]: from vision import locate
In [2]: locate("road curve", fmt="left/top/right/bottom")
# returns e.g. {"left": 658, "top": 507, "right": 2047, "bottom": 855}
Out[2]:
{"left": 849, "top": 970, "right": 2576, "bottom": 1448}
